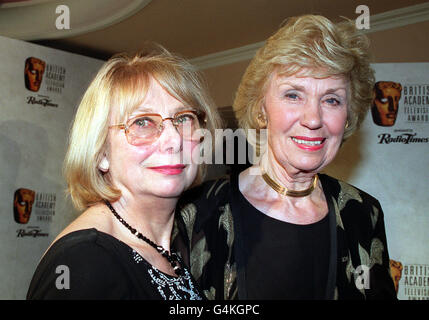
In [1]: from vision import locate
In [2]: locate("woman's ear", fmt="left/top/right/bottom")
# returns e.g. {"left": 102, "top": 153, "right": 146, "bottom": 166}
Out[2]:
{"left": 257, "top": 105, "right": 267, "bottom": 129}
{"left": 98, "top": 156, "right": 110, "bottom": 172}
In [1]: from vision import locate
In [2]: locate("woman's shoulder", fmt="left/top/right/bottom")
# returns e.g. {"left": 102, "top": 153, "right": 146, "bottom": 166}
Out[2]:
{"left": 177, "top": 176, "right": 232, "bottom": 233}
{"left": 41, "top": 203, "right": 129, "bottom": 271}
{"left": 319, "top": 174, "right": 387, "bottom": 241}
{"left": 319, "top": 173, "right": 382, "bottom": 210}
{"left": 45, "top": 227, "right": 118, "bottom": 256}
{"left": 180, "top": 176, "right": 231, "bottom": 207}
{"left": 53, "top": 203, "right": 113, "bottom": 243}
{"left": 27, "top": 228, "right": 132, "bottom": 299}
{"left": 27, "top": 204, "right": 134, "bottom": 299}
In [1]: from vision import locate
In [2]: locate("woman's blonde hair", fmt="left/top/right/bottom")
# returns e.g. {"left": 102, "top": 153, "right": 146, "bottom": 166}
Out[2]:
{"left": 233, "top": 15, "right": 375, "bottom": 147}
{"left": 64, "top": 44, "right": 221, "bottom": 210}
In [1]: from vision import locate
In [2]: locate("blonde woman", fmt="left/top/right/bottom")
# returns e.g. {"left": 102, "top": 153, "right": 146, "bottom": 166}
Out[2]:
{"left": 176, "top": 15, "right": 396, "bottom": 300}
{"left": 27, "top": 45, "right": 220, "bottom": 299}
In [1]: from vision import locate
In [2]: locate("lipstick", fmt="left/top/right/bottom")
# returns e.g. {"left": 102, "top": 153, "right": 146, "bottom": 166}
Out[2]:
{"left": 291, "top": 136, "right": 325, "bottom": 151}
{"left": 148, "top": 164, "right": 186, "bottom": 175}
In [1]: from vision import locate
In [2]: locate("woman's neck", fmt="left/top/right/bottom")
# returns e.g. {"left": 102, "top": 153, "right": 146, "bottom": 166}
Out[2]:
{"left": 108, "top": 194, "right": 178, "bottom": 250}
{"left": 260, "top": 150, "right": 317, "bottom": 191}
{"left": 239, "top": 165, "right": 328, "bottom": 224}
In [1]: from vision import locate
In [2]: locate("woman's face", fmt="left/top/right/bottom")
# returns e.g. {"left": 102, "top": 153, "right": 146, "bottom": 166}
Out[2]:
{"left": 263, "top": 70, "right": 349, "bottom": 176}
{"left": 104, "top": 77, "right": 200, "bottom": 200}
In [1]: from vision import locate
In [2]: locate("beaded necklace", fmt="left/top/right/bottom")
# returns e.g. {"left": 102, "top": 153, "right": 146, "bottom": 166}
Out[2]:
{"left": 105, "top": 200, "right": 182, "bottom": 276}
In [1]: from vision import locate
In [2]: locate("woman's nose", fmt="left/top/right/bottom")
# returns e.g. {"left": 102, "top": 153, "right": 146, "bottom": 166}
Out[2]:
{"left": 158, "top": 119, "right": 182, "bottom": 154}
{"left": 300, "top": 99, "right": 323, "bottom": 129}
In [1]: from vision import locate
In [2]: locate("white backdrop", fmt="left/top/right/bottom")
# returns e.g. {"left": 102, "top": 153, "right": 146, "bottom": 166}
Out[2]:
{"left": 324, "top": 63, "right": 429, "bottom": 300}
{"left": 0, "top": 36, "right": 103, "bottom": 299}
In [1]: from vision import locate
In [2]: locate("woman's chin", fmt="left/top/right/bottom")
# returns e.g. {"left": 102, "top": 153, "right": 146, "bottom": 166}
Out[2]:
{"left": 150, "top": 180, "right": 190, "bottom": 198}
{"left": 285, "top": 160, "right": 326, "bottom": 175}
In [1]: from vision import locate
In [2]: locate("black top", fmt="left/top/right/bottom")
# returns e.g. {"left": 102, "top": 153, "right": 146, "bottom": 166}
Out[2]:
{"left": 175, "top": 170, "right": 397, "bottom": 300}
{"left": 240, "top": 191, "right": 330, "bottom": 299}
{"left": 26, "top": 228, "right": 203, "bottom": 300}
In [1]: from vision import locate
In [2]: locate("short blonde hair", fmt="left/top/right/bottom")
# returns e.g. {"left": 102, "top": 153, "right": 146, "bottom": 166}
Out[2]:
{"left": 233, "top": 15, "right": 375, "bottom": 147}
{"left": 64, "top": 44, "right": 221, "bottom": 210}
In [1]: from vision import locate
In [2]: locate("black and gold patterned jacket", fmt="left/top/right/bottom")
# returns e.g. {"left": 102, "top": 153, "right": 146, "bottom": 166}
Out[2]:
{"left": 174, "top": 172, "right": 396, "bottom": 300}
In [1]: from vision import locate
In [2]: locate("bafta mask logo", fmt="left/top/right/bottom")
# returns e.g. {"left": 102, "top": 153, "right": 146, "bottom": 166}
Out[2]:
{"left": 24, "top": 57, "right": 46, "bottom": 92}
{"left": 389, "top": 259, "right": 403, "bottom": 295}
{"left": 13, "top": 188, "right": 36, "bottom": 224}
{"left": 371, "top": 81, "right": 402, "bottom": 127}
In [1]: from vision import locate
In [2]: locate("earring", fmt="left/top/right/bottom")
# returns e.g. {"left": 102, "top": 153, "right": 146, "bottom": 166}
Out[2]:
{"left": 345, "top": 120, "right": 349, "bottom": 129}
{"left": 257, "top": 112, "right": 267, "bottom": 128}
{"left": 98, "top": 157, "right": 109, "bottom": 172}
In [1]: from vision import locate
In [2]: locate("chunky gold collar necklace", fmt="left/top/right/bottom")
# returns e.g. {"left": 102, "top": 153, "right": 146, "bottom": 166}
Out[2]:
{"left": 260, "top": 167, "right": 318, "bottom": 197}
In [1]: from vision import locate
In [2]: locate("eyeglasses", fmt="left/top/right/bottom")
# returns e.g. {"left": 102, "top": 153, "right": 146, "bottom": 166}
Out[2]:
{"left": 109, "top": 109, "right": 206, "bottom": 146}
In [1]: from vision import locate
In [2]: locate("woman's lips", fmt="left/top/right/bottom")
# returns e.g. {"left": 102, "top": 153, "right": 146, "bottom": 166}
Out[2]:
{"left": 148, "top": 164, "right": 186, "bottom": 175}
{"left": 291, "top": 136, "right": 326, "bottom": 151}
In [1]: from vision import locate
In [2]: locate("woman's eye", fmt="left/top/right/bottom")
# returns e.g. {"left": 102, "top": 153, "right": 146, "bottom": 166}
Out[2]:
{"left": 134, "top": 117, "right": 155, "bottom": 127}
{"left": 176, "top": 114, "right": 195, "bottom": 125}
{"left": 325, "top": 98, "right": 341, "bottom": 106}
{"left": 285, "top": 93, "right": 299, "bottom": 100}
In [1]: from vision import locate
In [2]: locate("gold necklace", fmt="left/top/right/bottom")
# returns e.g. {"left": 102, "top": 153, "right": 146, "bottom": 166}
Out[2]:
{"left": 260, "top": 167, "right": 318, "bottom": 197}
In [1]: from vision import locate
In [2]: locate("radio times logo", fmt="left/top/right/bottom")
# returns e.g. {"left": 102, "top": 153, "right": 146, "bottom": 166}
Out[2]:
{"left": 24, "top": 56, "right": 66, "bottom": 108}
{"left": 13, "top": 188, "right": 56, "bottom": 238}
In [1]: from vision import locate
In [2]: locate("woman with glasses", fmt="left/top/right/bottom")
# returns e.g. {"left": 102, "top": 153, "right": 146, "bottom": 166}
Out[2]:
{"left": 27, "top": 44, "right": 220, "bottom": 299}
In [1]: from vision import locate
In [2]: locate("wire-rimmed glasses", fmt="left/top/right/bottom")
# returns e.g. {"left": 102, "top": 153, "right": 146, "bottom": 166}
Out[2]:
{"left": 109, "top": 109, "right": 206, "bottom": 146}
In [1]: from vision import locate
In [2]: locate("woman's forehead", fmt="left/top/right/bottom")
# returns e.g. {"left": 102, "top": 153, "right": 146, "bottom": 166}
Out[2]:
{"left": 274, "top": 66, "right": 348, "bottom": 81}
{"left": 108, "top": 76, "right": 191, "bottom": 123}
{"left": 270, "top": 71, "right": 349, "bottom": 90}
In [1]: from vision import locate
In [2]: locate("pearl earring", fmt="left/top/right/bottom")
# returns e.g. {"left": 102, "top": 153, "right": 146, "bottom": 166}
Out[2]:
{"left": 98, "top": 157, "right": 109, "bottom": 172}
